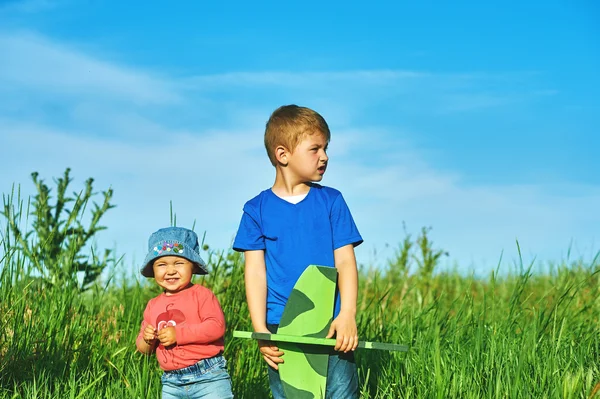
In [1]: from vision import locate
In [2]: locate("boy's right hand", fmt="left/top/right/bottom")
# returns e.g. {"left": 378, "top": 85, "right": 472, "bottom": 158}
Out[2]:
{"left": 143, "top": 324, "right": 157, "bottom": 345}
{"left": 258, "top": 339, "right": 284, "bottom": 370}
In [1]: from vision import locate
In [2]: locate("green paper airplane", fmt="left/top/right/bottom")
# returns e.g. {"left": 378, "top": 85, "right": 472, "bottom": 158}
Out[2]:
{"left": 233, "top": 265, "right": 409, "bottom": 399}
{"left": 233, "top": 331, "right": 408, "bottom": 352}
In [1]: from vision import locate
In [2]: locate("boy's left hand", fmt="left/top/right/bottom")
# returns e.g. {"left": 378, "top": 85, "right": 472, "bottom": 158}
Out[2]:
{"left": 157, "top": 326, "right": 177, "bottom": 347}
{"left": 326, "top": 310, "right": 358, "bottom": 353}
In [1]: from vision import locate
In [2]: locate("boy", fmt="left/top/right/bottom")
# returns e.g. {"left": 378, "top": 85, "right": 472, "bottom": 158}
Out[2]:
{"left": 233, "top": 105, "right": 363, "bottom": 398}
{"left": 136, "top": 226, "right": 234, "bottom": 399}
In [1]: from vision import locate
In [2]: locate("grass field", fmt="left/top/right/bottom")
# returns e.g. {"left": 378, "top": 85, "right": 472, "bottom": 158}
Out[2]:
{"left": 2, "top": 242, "right": 598, "bottom": 398}
{"left": 0, "top": 184, "right": 598, "bottom": 398}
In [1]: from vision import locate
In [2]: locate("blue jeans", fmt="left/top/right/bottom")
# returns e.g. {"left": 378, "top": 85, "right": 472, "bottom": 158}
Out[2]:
{"left": 266, "top": 324, "right": 358, "bottom": 399}
{"left": 161, "top": 355, "right": 234, "bottom": 399}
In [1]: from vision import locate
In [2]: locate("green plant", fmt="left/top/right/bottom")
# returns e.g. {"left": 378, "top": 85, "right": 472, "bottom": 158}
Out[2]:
{"left": 1, "top": 172, "right": 598, "bottom": 398}
{"left": 1, "top": 168, "right": 115, "bottom": 291}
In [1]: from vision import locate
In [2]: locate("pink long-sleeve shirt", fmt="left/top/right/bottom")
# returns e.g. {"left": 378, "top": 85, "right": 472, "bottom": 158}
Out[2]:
{"left": 136, "top": 284, "right": 226, "bottom": 371}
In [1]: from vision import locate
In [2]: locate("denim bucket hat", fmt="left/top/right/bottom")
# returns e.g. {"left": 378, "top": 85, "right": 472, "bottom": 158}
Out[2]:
{"left": 141, "top": 227, "right": 208, "bottom": 277}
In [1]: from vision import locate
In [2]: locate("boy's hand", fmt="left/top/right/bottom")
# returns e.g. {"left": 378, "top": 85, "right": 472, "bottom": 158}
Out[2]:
{"left": 258, "top": 339, "right": 284, "bottom": 370}
{"left": 326, "top": 311, "right": 358, "bottom": 353}
{"left": 157, "top": 326, "right": 177, "bottom": 347}
{"left": 143, "top": 325, "right": 157, "bottom": 345}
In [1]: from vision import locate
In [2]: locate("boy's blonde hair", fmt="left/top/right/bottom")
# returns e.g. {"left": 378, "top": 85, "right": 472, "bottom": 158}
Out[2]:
{"left": 264, "top": 105, "right": 331, "bottom": 166}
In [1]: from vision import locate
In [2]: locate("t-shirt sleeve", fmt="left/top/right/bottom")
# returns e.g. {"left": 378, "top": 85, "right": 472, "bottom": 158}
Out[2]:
{"left": 175, "top": 289, "right": 226, "bottom": 345}
{"left": 232, "top": 203, "right": 265, "bottom": 252}
{"left": 331, "top": 193, "right": 363, "bottom": 250}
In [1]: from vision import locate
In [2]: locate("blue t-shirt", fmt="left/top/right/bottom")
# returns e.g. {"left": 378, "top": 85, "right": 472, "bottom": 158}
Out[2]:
{"left": 233, "top": 184, "right": 363, "bottom": 325}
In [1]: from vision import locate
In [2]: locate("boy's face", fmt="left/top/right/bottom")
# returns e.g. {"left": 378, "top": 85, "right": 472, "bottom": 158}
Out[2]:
{"left": 286, "top": 133, "right": 329, "bottom": 183}
{"left": 152, "top": 256, "right": 194, "bottom": 295}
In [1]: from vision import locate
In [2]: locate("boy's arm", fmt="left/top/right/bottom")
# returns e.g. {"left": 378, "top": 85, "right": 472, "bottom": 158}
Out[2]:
{"left": 244, "top": 250, "right": 284, "bottom": 369}
{"left": 244, "top": 250, "right": 269, "bottom": 333}
{"left": 326, "top": 244, "right": 359, "bottom": 353}
{"left": 136, "top": 305, "right": 158, "bottom": 355}
{"left": 136, "top": 324, "right": 158, "bottom": 354}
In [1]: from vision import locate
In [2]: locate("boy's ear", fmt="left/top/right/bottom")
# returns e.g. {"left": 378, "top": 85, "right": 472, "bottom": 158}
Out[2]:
{"left": 275, "top": 145, "right": 289, "bottom": 166}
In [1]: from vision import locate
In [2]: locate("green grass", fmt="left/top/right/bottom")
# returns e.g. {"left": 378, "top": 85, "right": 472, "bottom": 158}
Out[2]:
{"left": 1, "top": 202, "right": 598, "bottom": 398}
{"left": 1, "top": 244, "right": 598, "bottom": 398}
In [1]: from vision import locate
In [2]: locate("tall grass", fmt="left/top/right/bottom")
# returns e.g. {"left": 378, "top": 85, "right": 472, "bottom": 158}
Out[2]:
{"left": 1, "top": 193, "right": 598, "bottom": 398}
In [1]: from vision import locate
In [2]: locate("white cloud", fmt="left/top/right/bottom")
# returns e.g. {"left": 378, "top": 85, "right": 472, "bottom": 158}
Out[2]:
{"left": 182, "top": 70, "right": 428, "bottom": 89}
{"left": 0, "top": 32, "right": 179, "bottom": 104}
{"left": 3, "top": 120, "right": 598, "bottom": 277}
{"left": 330, "top": 156, "right": 600, "bottom": 274}
{"left": 0, "top": 30, "right": 594, "bottom": 278}
{"left": 1, "top": 121, "right": 270, "bottom": 269}
{"left": 179, "top": 69, "right": 559, "bottom": 122}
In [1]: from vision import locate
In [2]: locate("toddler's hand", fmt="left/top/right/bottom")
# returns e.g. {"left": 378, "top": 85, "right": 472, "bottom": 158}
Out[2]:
{"left": 157, "top": 326, "right": 177, "bottom": 347}
{"left": 143, "top": 325, "right": 157, "bottom": 345}
{"left": 326, "top": 311, "right": 358, "bottom": 353}
{"left": 258, "top": 340, "right": 284, "bottom": 370}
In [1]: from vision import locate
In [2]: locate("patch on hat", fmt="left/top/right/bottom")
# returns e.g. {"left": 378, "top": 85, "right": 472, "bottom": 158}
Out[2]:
{"left": 153, "top": 241, "right": 185, "bottom": 256}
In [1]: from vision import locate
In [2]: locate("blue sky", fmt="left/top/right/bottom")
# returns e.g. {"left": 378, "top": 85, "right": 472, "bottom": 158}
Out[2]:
{"left": 1, "top": 0, "right": 598, "bottom": 276}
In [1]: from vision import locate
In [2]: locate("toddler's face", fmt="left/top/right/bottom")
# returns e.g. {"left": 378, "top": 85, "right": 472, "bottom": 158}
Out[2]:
{"left": 152, "top": 256, "right": 194, "bottom": 295}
